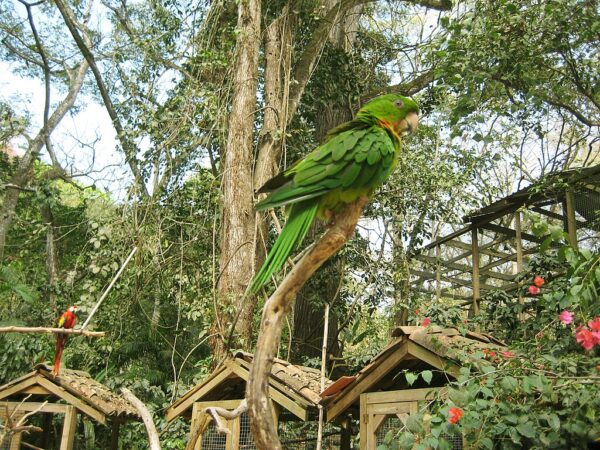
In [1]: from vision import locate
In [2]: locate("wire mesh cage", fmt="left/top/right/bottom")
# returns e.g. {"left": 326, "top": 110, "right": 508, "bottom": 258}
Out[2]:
{"left": 201, "top": 420, "right": 228, "bottom": 450}
{"left": 239, "top": 412, "right": 256, "bottom": 450}
{"left": 278, "top": 412, "right": 342, "bottom": 450}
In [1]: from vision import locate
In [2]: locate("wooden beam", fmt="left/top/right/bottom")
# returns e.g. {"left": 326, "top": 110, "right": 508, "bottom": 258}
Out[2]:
{"left": 59, "top": 405, "right": 77, "bottom": 450}
{"left": 166, "top": 366, "right": 236, "bottom": 422}
{"left": 410, "top": 269, "right": 506, "bottom": 291}
{"left": 36, "top": 377, "right": 105, "bottom": 424}
{"left": 480, "top": 223, "right": 544, "bottom": 244}
{"left": 565, "top": 190, "right": 578, "bottom": 249}
{"left": 419, "top": 225, "right": 472, "bottom": 252}
{"left": 0, "top": 376, "right": 38, "bottom": 401}
{"left": 531, "top": 206, "right": 587, "bottom": 228}
{"left": 411, "top": 287, "right": 471, "bottom": 301}
{"left": 415, "top": 255, "right": 515, "bottom": 281}
{"left": 228, "top": 361, "right": 309, "bottom": 420}
{"left": 480, "top": 248, "right": 538, "bottom": 271}
{"left": 471, "top": 228, "right": 481, "bottom": 315}
{"left": 407, "top": 342, "right": 461, "bottom": 378}
{"left": 362, "top": 387, "right": 444, "bottom": 404}
{"left": 4, "top": 402, "right": 69, "bottom": 414}
{"left": 326, "top": 344, "right": 409, "bottom": 422}
{"left": 445, "top": 239, "right": 511, "bottom": 258}
{"left": 514, "top": 212, "right": 524, "bottom": 321}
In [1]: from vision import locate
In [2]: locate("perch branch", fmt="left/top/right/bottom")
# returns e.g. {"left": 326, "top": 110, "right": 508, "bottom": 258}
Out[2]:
{"left": 185, "top": 400, "right": 248, "bottom": 450}
{"left": 0, "top": 327, "right": 104, "bottom": 337}
{"left": 121, "top": 388, "right": 160, "bottom": 450}
{"left": 247, "top": 196, "right": 369, "bottom": 450}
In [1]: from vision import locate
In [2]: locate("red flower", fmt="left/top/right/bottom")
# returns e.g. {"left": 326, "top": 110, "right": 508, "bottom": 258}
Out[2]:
{"left": 533, "top": 276, "right": 545, "bottom": 287}
{"left": 501, "top": 351, "right": 516, "bottom": 358}
{"left": 448, "top": 407, "right": 463, "bottom": 424}
{"left": 528, "top": 285, "right": 540, "bottom": 295}
{"left": 482, "top": 349, "right": 496, "bottom": 358}
{"left": 422, "top": 317, "right": 431, "bottom": 326}
{"left": 589, "top": 317, "right": 600, "bottom": 332}
{"left": 576, "top": 327, "right": 595, "bottom": 351}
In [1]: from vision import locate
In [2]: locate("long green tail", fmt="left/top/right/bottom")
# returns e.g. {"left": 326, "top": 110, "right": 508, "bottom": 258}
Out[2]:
{"left": 250, "top": 200, "right": 319, "bottom": 293}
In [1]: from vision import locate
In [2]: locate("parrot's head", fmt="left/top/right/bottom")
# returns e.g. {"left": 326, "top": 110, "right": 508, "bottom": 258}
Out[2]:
{"left": 68, "top": 305, "right": 78, "bottom": 314}
{"left": 359, "top": 94, "right": 419, "bottom": 138}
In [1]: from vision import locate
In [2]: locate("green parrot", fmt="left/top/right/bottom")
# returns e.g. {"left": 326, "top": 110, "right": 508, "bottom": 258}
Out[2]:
{"left": 249, "top": 93, "right": 419, "bottom": 293}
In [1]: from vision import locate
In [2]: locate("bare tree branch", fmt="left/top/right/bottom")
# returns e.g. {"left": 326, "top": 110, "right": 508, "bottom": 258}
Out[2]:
{"left": 121, "top": 388, "right": 160, "bottom": 450}
{"left": 53, "top": 0, "right": 149, "bottom": 197}
{"left": 247, "top": 196, "right": 369, "bottom": 450}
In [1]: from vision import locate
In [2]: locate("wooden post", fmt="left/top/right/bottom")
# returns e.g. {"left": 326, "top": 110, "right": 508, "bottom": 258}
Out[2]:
{"left": 359, "top": 394, "right": 367, "bottom": 450}
{"left": 60, "top": 406, "right": 77, "bottom": 450}
{"left": 435, "top": 245, "right": 441, "bottom": 301}
{"left": 564, "top": 190, "right": 578, "bottom": 249}
{"left": 514, "top": 212, "right": 524, "bottom": 321}
{"left": 471, "top": 228, "right": 481, "bottom": 316}
{"left": 110, "top": 418, "right": 120, "bottom": 450}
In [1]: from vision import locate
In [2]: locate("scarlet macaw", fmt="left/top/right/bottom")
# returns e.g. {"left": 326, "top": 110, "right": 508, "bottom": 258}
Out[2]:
{"left": 52, "top": 305, "right": 77, "bottom": 376}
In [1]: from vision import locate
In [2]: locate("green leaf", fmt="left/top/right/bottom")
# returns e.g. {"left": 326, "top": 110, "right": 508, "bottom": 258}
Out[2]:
{"left": 501, "top": 376, "right": 518, "bottom": 392}
{"left": 405, "top": 372, "right": 418, "bottom": 386}
{"left": 547, "top": 414, "right": 560, "bottom": 431}
{"left": 421, "top": 370, "right": 433, "bottom": 384}
{"left": 480, "top": 437, "right": 493, "bottom": 449}
{"left": 516, "top": 423, "right": 536, "bottom": 438}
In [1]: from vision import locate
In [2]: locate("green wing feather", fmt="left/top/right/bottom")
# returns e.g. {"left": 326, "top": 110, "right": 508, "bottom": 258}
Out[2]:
{"left": 249, "top": 200, "right": 319, "bottom": 293}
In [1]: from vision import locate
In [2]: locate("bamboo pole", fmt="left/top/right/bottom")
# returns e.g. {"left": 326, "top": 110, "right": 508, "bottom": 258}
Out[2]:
{"left": 316, "top": 303, "right": 330, "bottom": 450}
{"left": 81, "top": 247, "right": 137, "bottom": 330}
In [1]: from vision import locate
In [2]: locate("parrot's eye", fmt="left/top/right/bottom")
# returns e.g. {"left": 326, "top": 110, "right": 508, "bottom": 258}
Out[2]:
{"left": 394, "top": 100, "right": 404, "bottom": 109}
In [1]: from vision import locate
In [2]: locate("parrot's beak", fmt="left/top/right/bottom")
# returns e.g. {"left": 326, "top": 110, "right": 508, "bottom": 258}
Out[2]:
{"left": 405, "top": 111, "right": 419, "bottom": 135}
{"left": 397, "top": 111, "right": 419, "bottom": 136}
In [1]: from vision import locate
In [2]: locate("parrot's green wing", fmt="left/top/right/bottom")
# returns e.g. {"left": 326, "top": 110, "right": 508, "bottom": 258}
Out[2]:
{"left": 255, "top": 125, "right": 397, "bottom": 212}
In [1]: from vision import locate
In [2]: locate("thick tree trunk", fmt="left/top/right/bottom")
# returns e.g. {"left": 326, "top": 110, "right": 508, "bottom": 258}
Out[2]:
{"left": 211, "top": 0, "right": 261, "bottom": 362}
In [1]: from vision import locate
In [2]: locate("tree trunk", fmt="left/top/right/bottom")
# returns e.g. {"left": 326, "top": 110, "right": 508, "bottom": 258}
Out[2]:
{"left": 211, "top": 0, "right": 261, "bottom": 362}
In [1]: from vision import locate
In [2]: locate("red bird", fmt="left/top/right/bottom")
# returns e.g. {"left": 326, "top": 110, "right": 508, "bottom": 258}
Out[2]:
{"left": 52, "top": 305, "right": 77, "bottom": 376}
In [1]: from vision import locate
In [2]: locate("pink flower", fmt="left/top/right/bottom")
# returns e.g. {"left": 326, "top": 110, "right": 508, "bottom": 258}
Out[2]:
{"left": 448, "top": 407, "right": 463, "bottom": 424}
{"left": 528, "top": 285, "right": 540, "bottom": 295}
{"left": 593, "top": 331, "right": 600, "bottom": 345}
{"left": 501, "top": 351, "right": 516, "bottom": 358}
{"left": 559, "top": 310, "right": 574, "bottom": 325}
{"left": 533, "top": 276, "right": 545, "bottom": 287}
{"left": 589, "top": 317, "right": 600, "bottom": 332}
{"left": 576, "top": 327, "right": 595, "bottom": 351}
{"left": 422, "top": 317, "right": 431, "bottom": 326}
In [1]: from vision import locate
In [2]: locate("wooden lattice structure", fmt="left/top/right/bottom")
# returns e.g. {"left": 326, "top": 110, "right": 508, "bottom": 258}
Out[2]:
{"left": 166, "top": 351, "right": 350, "bottom": 450}
{"left": 321, "top": 326, "right": 505, "bottom": 450}
{"left": 0, "top": 364, "right": 139, "bottom": 449}
{"left": 411, "top": 164, "right": 600, "bottom": 313}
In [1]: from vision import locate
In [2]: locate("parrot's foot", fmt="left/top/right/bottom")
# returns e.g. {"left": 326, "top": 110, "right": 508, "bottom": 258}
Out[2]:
{"left": 322, "top": 210, "right": 335, "bottom": 227}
